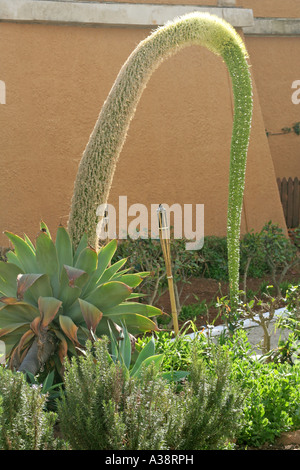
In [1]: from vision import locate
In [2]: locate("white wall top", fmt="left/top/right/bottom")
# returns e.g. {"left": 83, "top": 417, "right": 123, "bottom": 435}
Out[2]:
{"left": 0, "top": 81, "right": 6, "bottom": 105}
{"left": 0, "top": 0, "right": 254, "bottom": 28}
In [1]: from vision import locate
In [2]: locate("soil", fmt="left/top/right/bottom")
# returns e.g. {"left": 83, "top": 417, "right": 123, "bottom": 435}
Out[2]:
{"left": 156, "top": 271, "right": 300, "bottom": 332}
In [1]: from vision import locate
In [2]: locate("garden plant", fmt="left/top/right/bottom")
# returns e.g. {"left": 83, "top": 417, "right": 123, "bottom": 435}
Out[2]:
{"left": 67, "top": 12, "right": 253, "bottom": 308}
{"left": 0, "top": 223, "right": 162, "bottom": 376}
{"left": 2, "top": 11, "right": 300, "bottom": 452}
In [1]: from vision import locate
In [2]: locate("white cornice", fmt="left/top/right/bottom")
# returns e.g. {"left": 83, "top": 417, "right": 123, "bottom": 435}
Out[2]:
{"left": 0, "top": 0, "right": 254, "bottom": 28}
{"left": 243, "top": 17, "right": 300, "bottom": 36}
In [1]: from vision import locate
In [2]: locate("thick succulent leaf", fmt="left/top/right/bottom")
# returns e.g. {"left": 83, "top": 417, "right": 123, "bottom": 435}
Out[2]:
{"left": 0, "top": 322, "right": 29, "bottom": 338}
{"left": 85, "top": 281, "right": 132, "bottom": 311}
{"left": 0, "top": 261, "right": 23, "bottom": 297}
{"left": 78, "top": 298, "right": 103, "bottom": 333}
{"left": 17, "top": 273, "right": 45, "bottom": 300}
{"left": 58, "top": 267, "right": 82, "bottom": 310}
{"left": 118, "top": 323, "right": 132, "bottom": 370}
{"left": 128, "top": 293, "right": 147, "bottom": 299}
{"left": 52, "top": 329, "right": 69, "bottom": 364}
{"left": 55, "top": 226, "right": 73, "bottom": 273}
{"left": 17, "top": 329, "right": 35, "bottom": 355}
{"left": 107, "top": 321, "right": 119, "bottom": 363}
{"left": 63, "top": 265, "right": 88, "bottom": 289}
{"left": 59, "top": 315, "right": 79, "bottom": 346}
{"left": 108, "top": 321, "right": 132, "bottom": 370}
{"left": 112, "top": 274, "right": 143, "bottom": 288}
{"left": 98, "top": 258, "right": 128, "bottom": 285}
{"left": 36, "top": 232, "right": 58, "bottom": 276}
{"left": 77, "top": 325, "right": 93, "bottom": 344}
{"left": 4, "top": 232, "right": 38, "bottom": 273}
{"left": 0, "top": 302, "right": 39, "bottom": 327}
{"left": 130, "top": 354, "right": 164, "bottom": 379}
{"left": 130, "top": 336, "right": 156, "bottom": 377}
{"left": 30, "top": 316, "right": 41, "bottom": 336}
{"left": 5, "top": 250, "right": 24, "bottom": 270}
{"left": 103, "top": 302, "right": 163, "bottom": 318}
{"left": 36, "top": 232, "right": 59, "bottom": 294}
{"left": 24, "top": 234, "right": 36, "bottom": 252}
{"left": 0, "top": 297, "right": 19, "bottom": 305}
{"left": 64, "top": 300, "right": 84, "bottom": 325}
{"left": 96, "top": 239, "right": 118, "bottom": 279}
{"left": 23, "top": 274, "right": 53, "bottom": 305}
{"left": 97, "top": 313, "right": 159, "bottom": 337}
{"left": 0, "top": 324, "right": 31, "bottom": 356}
{"left": 40, "top": 221, "right": 52, "bottom": 238}
{"left": 73, "top": 232, "right": 88, "bottom": 265}
{"left": 80, "top": 239, "right": 118, "bottom": 296}
{"left": 75, "top": 247, "right": 98, "bottom": 274}
{"left": 38, "top": 296, "right": 62, "bottom": 328}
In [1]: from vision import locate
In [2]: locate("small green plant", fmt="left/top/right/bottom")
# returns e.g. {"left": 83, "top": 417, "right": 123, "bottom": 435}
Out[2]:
{"left": 57, "top": 338, "right": 179, "bottom": 450}
{"left": 137, "top": 322, "right": 211, "bottom": 373}
{"left": 218, "top": 330, "right": 300, "bottom": 447}
{"left": 25, "top": 369, "right": 63, "bottom": 410}
{"left": 179, "top": 300, "right": 209, "bottom": 322}
{"left": 0, "top": 366, "right": 65, "bottom": 450}
{"left": 108, "top": 322, "right": 165, "bottom": 379}
{"left": 174, "top": 347, "right": 246, "bottom": 450}
{"left": 233, "top": 361, "right": 300, "bottom": 447}
{"left": 57, "top": 337, "right": 244, "bottom": 450}
{"left": 274, "top": 284, "right": 300, "bottom": 364}
{"left": 0, "top": 222, "right": 161, "bottom": 376}
{"left": 260, "top": 221, "right": 299, "bottom": 296}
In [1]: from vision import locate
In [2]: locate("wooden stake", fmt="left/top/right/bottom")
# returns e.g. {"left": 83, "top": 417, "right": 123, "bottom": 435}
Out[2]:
{"left": 157, "top": 205, "right": 179, "bottom": 336}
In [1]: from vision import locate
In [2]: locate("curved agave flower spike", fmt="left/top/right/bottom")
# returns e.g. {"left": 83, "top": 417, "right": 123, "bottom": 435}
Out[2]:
{"left": 68, "top": 12, "right": 253, "bottom": 305}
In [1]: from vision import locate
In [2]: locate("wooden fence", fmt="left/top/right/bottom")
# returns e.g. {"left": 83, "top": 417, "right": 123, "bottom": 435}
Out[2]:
{"left": 277, "top": 177, "right": 300, "bottom": 228}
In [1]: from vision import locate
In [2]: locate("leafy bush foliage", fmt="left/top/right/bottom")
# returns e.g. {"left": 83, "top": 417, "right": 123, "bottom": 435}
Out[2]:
{"left": 57, "top": 338, "right": 245, "bottom": 450}
{"left": 0, "top": 367, "right": 65, "bottom": 450}
{"left": 57, "top": 338, "right": 178, "bottom": 450}
{"left": 112, "top": 223, "right": 299, "bottom": 314}
{"left": 234, "top": 361, "right": 300, "bottom": 446}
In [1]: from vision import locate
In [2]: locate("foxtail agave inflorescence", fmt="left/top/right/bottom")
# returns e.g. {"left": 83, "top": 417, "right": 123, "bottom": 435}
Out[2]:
{"left": 68, "top": 12, "right": 253, "bottom": 305}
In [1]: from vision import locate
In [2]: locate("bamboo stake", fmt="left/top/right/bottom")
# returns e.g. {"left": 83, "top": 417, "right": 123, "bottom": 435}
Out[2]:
{"left": 98, "top": 209, "right": 111, "bottom": 265}
{"left": 157, "top": 204, "right": 179, "bottom": 336}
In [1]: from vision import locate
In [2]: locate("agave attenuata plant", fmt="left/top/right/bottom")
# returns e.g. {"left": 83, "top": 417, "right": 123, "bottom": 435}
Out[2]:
{"left": 0, "top": 222, "right": 161, "bottom": 375}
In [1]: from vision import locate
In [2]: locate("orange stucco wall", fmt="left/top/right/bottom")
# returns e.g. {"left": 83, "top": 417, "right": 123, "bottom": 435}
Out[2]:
{"left": 237, "top": 0, "right": 300, "bottom": 18}
{"left": 243, "top": 36, "right": 300, "bottom": 179}
{"left": 0, "top": 3, "right": 296, "bottom": 246}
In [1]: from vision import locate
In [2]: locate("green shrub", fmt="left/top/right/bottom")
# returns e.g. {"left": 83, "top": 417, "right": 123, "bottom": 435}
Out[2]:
{"left": 174, "top": 348, "right": 246, "bottom": 450}
{"left": 0, "top": 367, "right": 64, "bottom": 450}
{"left": 179, "top": 300, "right": 210, "bottom": 322}
{"left": 221, "top": 330, "right": 300, "bottom": 447}
{"left": 57, "top": 338, "right": 179, "bottom": 450}
{"left": 57, "top": 337, "right": 244, "bottom": 450}
{"left": 112, "top": 225, "right": 297, "bottom": 306}
{"left": 236, "top": 362, "right": 300, "bottom": 447}
{"left": 136, "top": 325, "right": 211, "bottom": 372}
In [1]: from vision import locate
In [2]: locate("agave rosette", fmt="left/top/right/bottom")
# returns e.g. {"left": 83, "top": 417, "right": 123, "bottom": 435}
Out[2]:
{"left": 0, "top": 222, "right": 162, "bottom": 371}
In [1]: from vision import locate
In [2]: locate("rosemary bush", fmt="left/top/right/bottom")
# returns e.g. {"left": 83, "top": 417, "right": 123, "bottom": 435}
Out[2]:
{"left": 0, "top": 367, "right": 64, "bottom": 450}
{"left": 57, "top": 339, "right": 178, "bottom": 450}
{"left": 169, "top": 347, "right": 245, "bottom": 450}
{"left": 57, "top": 339, "right": 245, "bottom": 450}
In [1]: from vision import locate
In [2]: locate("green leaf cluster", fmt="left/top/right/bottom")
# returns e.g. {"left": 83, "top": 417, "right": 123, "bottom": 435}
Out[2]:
{"left": 0, "top": 222, "right": 161, "bottom": 374}
{"left": 57, "top": 338, "right": 245, "bottom": 450}
{"left": 0, "top": 366, "right": 66, "bottom": 450}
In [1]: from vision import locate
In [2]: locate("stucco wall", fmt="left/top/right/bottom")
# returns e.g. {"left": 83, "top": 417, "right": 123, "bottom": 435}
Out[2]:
{"left": 244, "top": 36, "right": 300, "bottom": 179}
{"left": 0, "top": 18, "right": 287, "bottom": 246}
{"left": 237, "top": 0, "right": 300, "bottom": 19}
